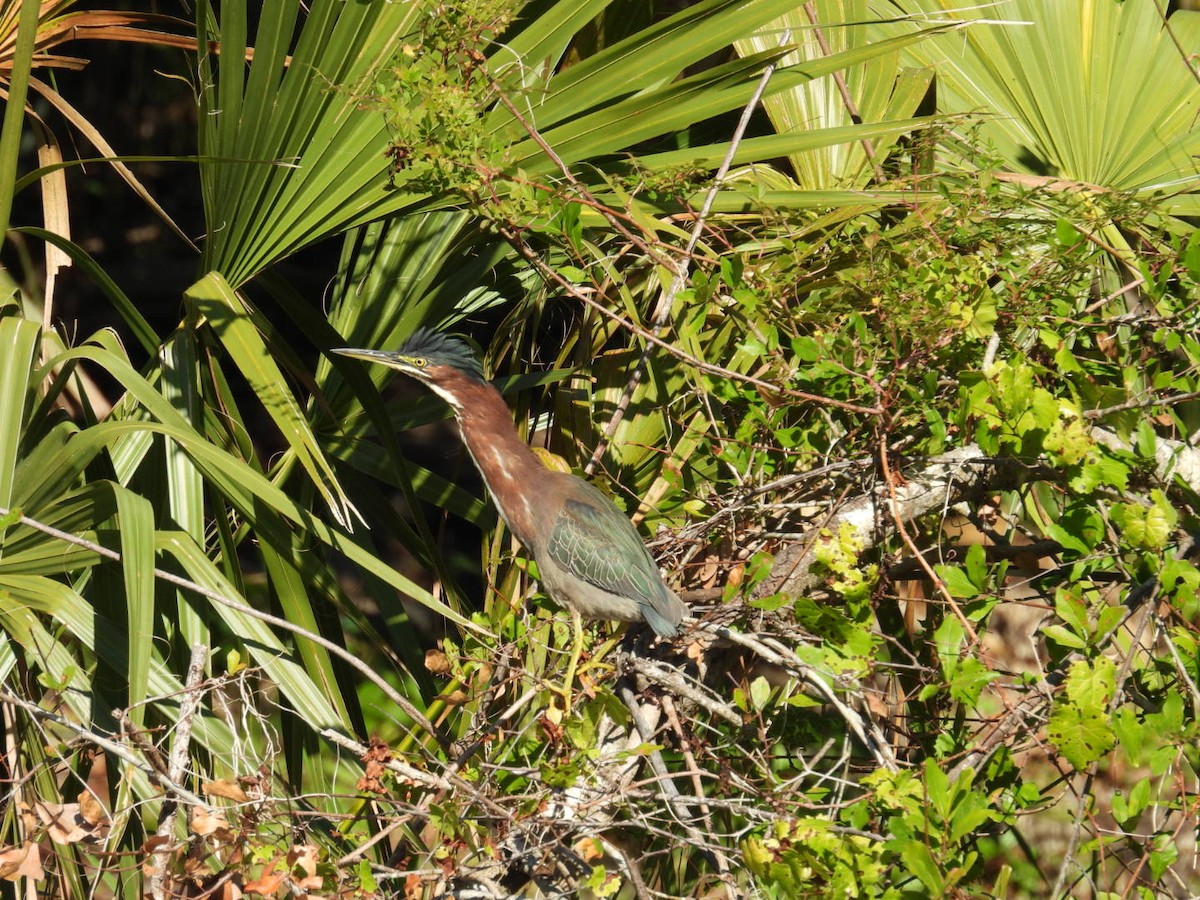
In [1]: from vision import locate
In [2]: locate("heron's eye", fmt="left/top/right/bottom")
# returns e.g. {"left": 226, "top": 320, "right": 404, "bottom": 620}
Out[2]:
{"left": 414, "top": 357, "right": 428, "bottom": 368}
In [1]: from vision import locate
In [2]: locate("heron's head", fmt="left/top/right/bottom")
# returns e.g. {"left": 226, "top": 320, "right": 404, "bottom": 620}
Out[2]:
{"left": 334, "top": 328, "right": 486, "bottom": 410}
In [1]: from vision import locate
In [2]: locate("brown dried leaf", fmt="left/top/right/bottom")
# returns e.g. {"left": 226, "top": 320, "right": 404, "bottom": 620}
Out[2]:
{"left": 204, "top": 779, "right": 251, "bottom": 804}
{"left": 356, "top": 737, "right": 393, "bottom": 795}
{"left": 0, "top": 843, "right": 44, "bottom": 881}
{"left": 30, "top": 800, "right": 89, "bottom": 845}
{"left": 142, "top": 835, "right": 171, "bottom": 854}
{"left": 288, "top": 843, "right": 322, "bottom": 889}
{"left": 424, "top": 648, "right": 451, "bottom": 676}
{"left": 77, "top": 791, "right": 108, "bottom": 827}
{"left": 574, "top": 836, "right": 605, "bottom": 863}
{"left": 539, "top": 714, "right": 564, "bottom": 745}
{"left": 189, "top": 806, "right": 230, "bottom": 837}
{"left": 243, "top": 870, "right": 285, "bottom": 895}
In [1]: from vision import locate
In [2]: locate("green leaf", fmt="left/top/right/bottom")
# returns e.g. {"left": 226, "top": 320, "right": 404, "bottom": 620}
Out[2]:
{"left": 1121, "top": 778, "right": 1151, "bottom": 825}
{"left": 936, "top": 564, "right": 978, "bottom": 599}
{"left": 1048, "top": 701, "right": 1116, "bottom": 771}
{"left": 1048, "top": 658, "right": 1117, "bottom": 770}
{"left": 1055, "top": 590, "right": 1090, "bottom": 640}
{"left": 895, "top": 839, "right": 944, "bottom": 894}
{"left": 113, "top": 487, "right": 155, "bottom": 730}
{"left": 749, "top": 675, "right": 772, "bottom": 711}
{"left": 160, "top": 327, "right": 208, "bottom": 646}
{"left": 1184, "top": 232, "right": 1200, "bottom": 282}
{"left": 1041, "top": 624, "right": 1087, "bottom": 650}
{"left": 792, "top": 335, "right": 821, "bottom": 362}
{"left": 187, "top": 271, "right": 358, "bottom": 528}
{"left": 1113, "top": 492, "right": 1178, "bottom": 550}
{"left": 1064, "top": 656, "right": 1116, "bottom": 709}
{"left": 0, "top": 315, "right": 39, "bottom": 518}
{"left": 1069, "top": 455, "right": 1129, "bottom": 493}
{"left": 1055, "top": 218, "right": 1082, "bottom": 247}
{"left": 1111, "top": 706, "right": 1147, "bottom": 766}
{"left": 1043, "top": 415, "right": 1091, "bottom": 466}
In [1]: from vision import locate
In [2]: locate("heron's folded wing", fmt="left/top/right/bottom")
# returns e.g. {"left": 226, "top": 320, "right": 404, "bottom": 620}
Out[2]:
{"left": 546, "top": 497, "right": 673, "bottom": 614}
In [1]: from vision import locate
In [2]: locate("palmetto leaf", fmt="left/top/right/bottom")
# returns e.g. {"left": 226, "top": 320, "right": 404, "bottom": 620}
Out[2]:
{"left": 0, "top": 314, "right": 39, "bottom": 520}
{"left": 889, "top": 0, "right": 1200, "bottom": 215}
{"left": 735, "top": 0, "right": 934, "bottom": 189}
{"left": 197, "top": 0, "right": 424, "bottom": 287}
{"left": 186, "top": 271, "right": 358, "bottom": 528}
{"left": 199, "top": 0, "right": 954, "bottom": 289}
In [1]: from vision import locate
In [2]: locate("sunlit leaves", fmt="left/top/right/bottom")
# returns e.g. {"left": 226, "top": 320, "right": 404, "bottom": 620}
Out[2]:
{"left": 890, "top": 0, "right": 1200, "bottom": 213}
{"left": 1047, "top": 657, "right": 1117, "bottom": 770}
{"left": 1111, "top": 491, "right": 1178, "bottom": 551}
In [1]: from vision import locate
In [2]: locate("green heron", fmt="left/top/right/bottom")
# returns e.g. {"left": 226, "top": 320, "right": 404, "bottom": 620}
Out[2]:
{"left": 335, "top": 330, "right": 688, "bottom": 644}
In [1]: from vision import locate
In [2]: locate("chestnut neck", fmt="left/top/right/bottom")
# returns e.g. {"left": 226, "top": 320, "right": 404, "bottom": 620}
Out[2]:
{"left": 432, "top": 369, "right": 548, "bottom": 548}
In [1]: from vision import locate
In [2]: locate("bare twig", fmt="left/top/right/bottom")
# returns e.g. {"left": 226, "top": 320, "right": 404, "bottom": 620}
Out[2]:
{"left": 0, "top": 505, "right": 449, "bottom": 752}
{"left": 150, "top": 643, "right": 208, "bottom": 900}
{"left": 696, "top": 623, "right": 899, "bottom": 772}
{"left": 0, "top": 689, "right": 206, "bottom": 807}
{"left": 802, "top": 2, "right": 885, "bottom": 182}
{"left": 661, "top": 695, "right": 734, "bottom": 882}
{"left": 879, "top": 433, "right": 979, "bottom": 644}
{"left": 1083, "top": 390, "right": 1200, "bottom": 420}
{"left": 1150, "top": 0, "right": 1200, "bottom": 88}
{"left": 586, "top": 26, "right": 795, "bottom": 475}
{"left": 1051, "top": 761, "right": 1097, "bottom": 898}
{"left": 621, "top": 653, "right": 742, "bottom": 726}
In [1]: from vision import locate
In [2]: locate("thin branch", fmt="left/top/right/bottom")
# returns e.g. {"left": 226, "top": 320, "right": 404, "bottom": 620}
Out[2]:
{"left": 150, "top": 643, "right": 208, "bottom": 900}
{"left": 1151, "top": 0, "right": 1200, "bottom": 88}
{"left": 587, "top": 27, "right": 794, "bottom": 475}
{"left": 696, "top": 623, "right": 898, "bottom": 772}
{"left": 0, "top": 505, "right": 449, "bottom": 752}
{"left": 0, "top": 689, "right": 206, "bottom": 807}
{"left": 1083, "top": 390, "right": 1200, "bottom": 420}
{"left": 621, "top": 653, "right": 742, "bottom": 727}
{"left": 879, "top": 432, "right": 979, "bottom": 644}
{"left": 661, "top": 695, "right": 734, "bottom": 882}
{"left": 802, "top": 2, "right": 885, "bottom": 182}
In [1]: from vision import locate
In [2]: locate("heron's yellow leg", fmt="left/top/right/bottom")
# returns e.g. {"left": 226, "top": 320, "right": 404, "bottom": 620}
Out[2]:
{"left": 557, "top": 608, "right": 584, "bottom": 712}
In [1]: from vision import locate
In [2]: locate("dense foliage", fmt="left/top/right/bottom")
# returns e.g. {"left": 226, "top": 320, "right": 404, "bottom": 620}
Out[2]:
{"left": 0, "top": 1, "right": 1198, "bottom": 897}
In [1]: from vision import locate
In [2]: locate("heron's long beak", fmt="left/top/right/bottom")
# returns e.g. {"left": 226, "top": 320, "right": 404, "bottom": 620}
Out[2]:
{"left": 331, "top": 347, "right": 400, "bottom": 365}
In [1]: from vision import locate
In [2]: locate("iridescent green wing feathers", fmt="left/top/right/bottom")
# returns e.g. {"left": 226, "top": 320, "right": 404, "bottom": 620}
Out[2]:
{"left": 546, "top": 483, "right": 682, "bottom": 636}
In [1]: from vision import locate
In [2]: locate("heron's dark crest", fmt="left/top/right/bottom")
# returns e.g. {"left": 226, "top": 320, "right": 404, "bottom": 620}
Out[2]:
{"left": 399, "top": 328, "right": 485, "bottom": 382}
